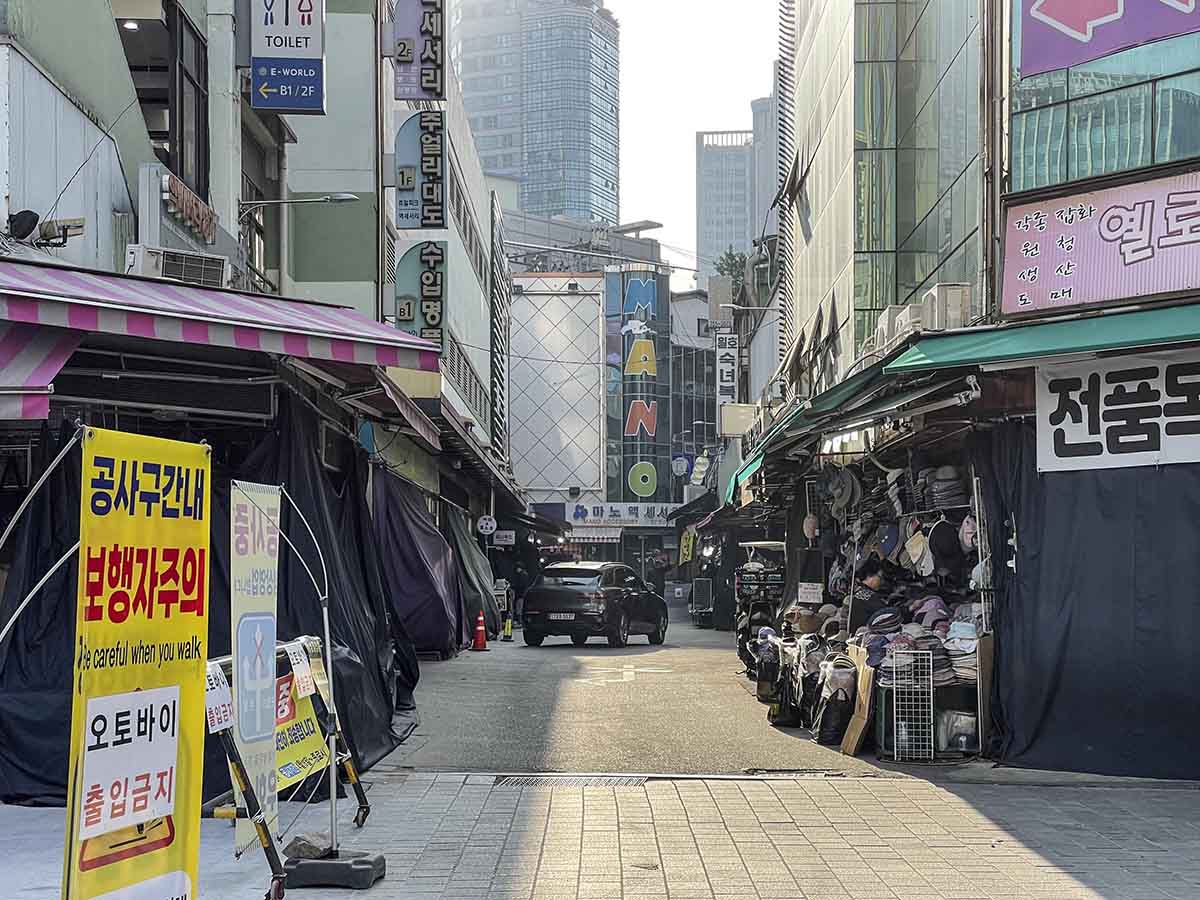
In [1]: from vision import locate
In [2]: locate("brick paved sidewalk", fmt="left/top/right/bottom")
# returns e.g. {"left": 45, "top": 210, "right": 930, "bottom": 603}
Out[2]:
{"left": 8, "top": 773, "right": 1200, "bottom": 899}
{"left": 318, "top": 773, "right": 1200, "bottom": 900}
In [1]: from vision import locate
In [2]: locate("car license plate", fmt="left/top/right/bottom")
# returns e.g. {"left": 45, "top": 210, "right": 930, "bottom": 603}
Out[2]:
{"left": 548, "top": 613, "right": 575, "bottom": 621}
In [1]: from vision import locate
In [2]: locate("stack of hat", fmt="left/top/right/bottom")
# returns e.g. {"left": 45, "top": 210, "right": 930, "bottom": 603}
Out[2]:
{"left": 867, "top": 607, "right": 903, "bottom": 636}
{"left": 931, "top": 465, "right": 970, "bottom": 508}
{"left": 914, "top": 633, "right": 957, "bottom": 686}
{"left": 944, "top": 621, "right": 979, "bottom": 684}
{"left": 915, "top": 467, "right": 938, "bottom": 510}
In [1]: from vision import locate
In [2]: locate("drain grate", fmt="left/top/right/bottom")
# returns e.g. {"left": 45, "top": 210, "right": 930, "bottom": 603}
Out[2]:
{"left": 494, "top": 775, "right": 648, "bottom": 787}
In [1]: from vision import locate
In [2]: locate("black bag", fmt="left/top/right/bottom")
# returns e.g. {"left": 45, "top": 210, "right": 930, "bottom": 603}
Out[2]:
{"left": 814, "top": 688, "right": 853, "bottom": 746}
{"left": 767, "top": 669, "right": 801, "bottom": 727}
{"left": 756, "top": 659, "right": 780, "bottom": 703}
{"left": 798, "top": 673, "right": 821, "bottom": 729}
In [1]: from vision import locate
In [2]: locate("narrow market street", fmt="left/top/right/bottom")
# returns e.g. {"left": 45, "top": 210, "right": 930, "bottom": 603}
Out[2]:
{"left": 8, "top": 602, "right": 1200, "bottom": 900}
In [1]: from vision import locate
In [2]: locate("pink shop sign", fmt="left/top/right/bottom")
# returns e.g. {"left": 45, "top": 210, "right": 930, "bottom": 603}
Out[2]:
{"left": 1001, "top": 170, "right": 1200, "bottom": 317}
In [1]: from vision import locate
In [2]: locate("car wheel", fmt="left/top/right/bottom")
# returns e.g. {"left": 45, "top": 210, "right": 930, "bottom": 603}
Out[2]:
{"left": 648, "top": 613, "right": 667, "bottom": 645}
{"left": 523, "top": 630, "right": 545, "bottom": 647}
{"left": 608, "top": 613, "right": 629, "bottom": 648}
{"left": 571, "top": 634, "right": 589, "bottom": 647}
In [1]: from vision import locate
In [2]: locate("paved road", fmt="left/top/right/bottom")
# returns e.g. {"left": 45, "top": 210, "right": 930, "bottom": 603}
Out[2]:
{"left": 383, "top": 599, "right": 882, "bottom": 777}
{"left": 13, "top": 601, "right": 1200, "bottom": 898}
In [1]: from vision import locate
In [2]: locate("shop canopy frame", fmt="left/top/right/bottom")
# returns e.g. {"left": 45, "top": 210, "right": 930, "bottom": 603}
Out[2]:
{"left": 724, "top": 346, "right": 912, "bottom": 503}
{"left": 885, "top": 301, "right": 1200, "bottom": 376}
{"left": 0, "top": 259, "right": 443, "bottom": 431}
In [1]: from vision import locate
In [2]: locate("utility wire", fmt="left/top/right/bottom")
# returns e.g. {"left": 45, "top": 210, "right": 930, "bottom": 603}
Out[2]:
{"left": 42, "top": 97, "right": 141, "bottom": 226}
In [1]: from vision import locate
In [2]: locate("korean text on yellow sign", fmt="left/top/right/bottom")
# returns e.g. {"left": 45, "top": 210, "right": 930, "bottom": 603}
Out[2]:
{"left": 274, "top": 673, "right": 330, "bottom": 792}
{"left": 62, "top": 428, "right": 211, "bottom": 900}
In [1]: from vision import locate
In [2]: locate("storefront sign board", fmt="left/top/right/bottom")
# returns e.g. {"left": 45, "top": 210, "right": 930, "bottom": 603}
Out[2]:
{"left": 394, "top": 0, "right": 445, "bottom": 101}
{"left": 1036, "top": 350, "right": 1200, "bottom": 472}
{"left": 62, "top": 428, "right": 210, "bottom": 900}
{"left": 492, "top": 530, "right": 517, "bottom": 547}
{"left": 395, "top": 111, "right": 446, "bottom": 231}
{"left": 161, "top": 173, "right": 217, "bottom": 245}
{"left": 251, "top": 0, "right": 327, "bottom": 114}
{"left": 1002, "top": 170, "right": 1200, "bottom": 317}
{"left": 1020, "top": 0, "right": 1200, "bottom": 78}
{"left": 396, "top": 241, "right": 447, "bottom": 350}
{"left": 570, "top": 502, "right": 679, "bottom": 527}
{"left": 229, "top": 480, "right": 281, "bottom": 853}
{"left": 716, "top": 330, "right": 739, "bottom": 411}
{"left": 274, "top": 674, "right": 330, "bottom": 791}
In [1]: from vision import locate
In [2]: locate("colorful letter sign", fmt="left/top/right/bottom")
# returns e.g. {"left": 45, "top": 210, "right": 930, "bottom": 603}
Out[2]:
{"left": 274, "top": 674, "right": 330, "bottom": 791}
{"left": 230, "top": 481, "right": 281, "bottom": 855}
{"left": 251, "top": 0, "right": 326, "bottom": 114}
{"left": 624, "top": 400, "right": 658, "bottom": 438}
{"left": 1002, "top": 169, "right": 1200, "bottom": 316}
{"left": 1021, "top": 0, "right": 1200, "bottom": 78}
{"left": 62, "top": 428, "right": 210, "bottom": 900}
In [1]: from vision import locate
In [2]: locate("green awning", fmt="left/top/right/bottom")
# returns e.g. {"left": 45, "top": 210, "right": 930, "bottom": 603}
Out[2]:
{"left": 722, "top": 348, "right": 909, "bottom": 502}
{"left": 885, "top": 303, "right": 1200, "bottom": 375}
{"left": 725, "top": 453, "right": 763, "bottom": 503}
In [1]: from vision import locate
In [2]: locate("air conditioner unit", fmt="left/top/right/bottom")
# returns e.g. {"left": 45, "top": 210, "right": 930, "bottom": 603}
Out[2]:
{"left": 125, "top": 244, "right": 232, "bottom": 289}
{"left": 874, "top": 305, "right": 906, "bottom": 350}
{"left": 923, "top": 283, "right": 972, "bottom": 331}
{"left": 893, "top": 302, "right": 928, "bottom": 341}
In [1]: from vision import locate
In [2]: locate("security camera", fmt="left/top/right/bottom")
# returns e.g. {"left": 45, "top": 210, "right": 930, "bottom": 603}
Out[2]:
{"left": 7, "top": 210, "right": 39, "bottom": 241}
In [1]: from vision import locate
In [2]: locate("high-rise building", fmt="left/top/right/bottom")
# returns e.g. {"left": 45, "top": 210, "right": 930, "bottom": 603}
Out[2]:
{"left": 695, "top": 131, "right": 755, "bottom": 283}
{"left": 752, "top": 90, "right": 780, "bottom": 242}
{"left": 454, "top": 0, "right": 620, "bottom": 225}
{"left": 773, "top": 0, "right": 985, "bottom": 395}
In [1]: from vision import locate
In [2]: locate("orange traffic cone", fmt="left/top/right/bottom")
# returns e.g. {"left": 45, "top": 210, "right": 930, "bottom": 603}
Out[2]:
{"left": 470, "top": 611, "right": 489, "bottom": 651}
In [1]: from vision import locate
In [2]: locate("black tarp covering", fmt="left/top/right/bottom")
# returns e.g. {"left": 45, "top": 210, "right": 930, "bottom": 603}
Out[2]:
{"left": 372, "top": 468, "right": 468, "bottom": 655}
{"left": 0, "top": 399, "right": 418, "bottom": 804}
{"left": 444, "top": 507, "right": 500, "bottom": 637}
{"left": 973, "top": 423, "right": 1200, "bottom": 779}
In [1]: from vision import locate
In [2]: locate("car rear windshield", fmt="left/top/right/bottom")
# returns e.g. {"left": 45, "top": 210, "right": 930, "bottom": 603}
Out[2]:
{"left": 540, "top": 569, "right": 603, "bottom": 588}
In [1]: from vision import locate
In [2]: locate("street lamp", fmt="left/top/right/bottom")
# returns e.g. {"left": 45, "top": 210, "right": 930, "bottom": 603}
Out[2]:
{"left": 238, "top": 193, "right": 360, "bottom": 223}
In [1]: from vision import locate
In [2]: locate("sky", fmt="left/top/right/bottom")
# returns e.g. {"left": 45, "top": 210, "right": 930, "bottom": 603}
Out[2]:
{"left": 602, "top": 0, "right": 778, "bottom": 288}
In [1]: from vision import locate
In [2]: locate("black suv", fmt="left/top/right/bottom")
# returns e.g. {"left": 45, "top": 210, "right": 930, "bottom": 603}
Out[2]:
{"left": 522, "top": 562, "right": 668, "bottom": 648}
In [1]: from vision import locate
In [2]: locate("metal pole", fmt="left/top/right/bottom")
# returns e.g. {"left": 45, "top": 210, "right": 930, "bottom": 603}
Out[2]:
{"left": 323, "top": 604, "right": 338, "bottom": 856}
{"left": 0, "top": 424, "right": 82, "bottom": 558}
{"left": 0, "top": 540, "right": 80, "bottom": 650}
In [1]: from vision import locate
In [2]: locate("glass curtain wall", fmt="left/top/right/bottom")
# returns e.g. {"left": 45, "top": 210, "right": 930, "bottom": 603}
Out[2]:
{"left": 1012, "top": 11, "right": 1200, "bottom": 191}
{"left": 894, "top": 0, "right": 983, "bottom": 318}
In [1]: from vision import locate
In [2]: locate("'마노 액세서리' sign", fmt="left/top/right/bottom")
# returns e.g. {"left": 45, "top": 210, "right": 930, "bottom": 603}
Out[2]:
{"left": 1002, "top": 169, "right": 1200, "bottom": 317}
{"left": 62, "top": 428, "right": 210, "bottom": 900}
{"left": 1036, "top": 350, "right": 1200, "bottom": 472}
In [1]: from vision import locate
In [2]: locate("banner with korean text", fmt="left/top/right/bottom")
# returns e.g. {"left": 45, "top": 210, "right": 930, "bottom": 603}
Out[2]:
{"left": 1002, "top": 169, "right": 1200, "bottom": 317}
{"left": 273, "top": 674, "right": 330, "bottom": 791}
{"left": 1036, "top": 350, "right": 1200, "bottom": 472}
{"left": 62, "top": 428, "right": 210, "bottom": 900}
{"left": 229, "top": 481, "right": 281, "bottom": 854}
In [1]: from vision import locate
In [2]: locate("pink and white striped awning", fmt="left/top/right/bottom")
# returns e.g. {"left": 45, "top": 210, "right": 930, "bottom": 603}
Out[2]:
{"left": 0, "top": 259, "right": 440, "bottom": 371}
{"left": 0, "top": 322, "right": 82, "bottom": 419}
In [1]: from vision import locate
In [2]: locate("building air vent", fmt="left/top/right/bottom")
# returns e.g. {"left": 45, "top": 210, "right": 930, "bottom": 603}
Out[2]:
{"left": 125, "top": 244, "right": 232, "bottom": 289}
{"left": 513, "top": 283, "right": 525, "bottom": 294}
{"left": 567, "top": 280, "right": 580, "bottom": 292}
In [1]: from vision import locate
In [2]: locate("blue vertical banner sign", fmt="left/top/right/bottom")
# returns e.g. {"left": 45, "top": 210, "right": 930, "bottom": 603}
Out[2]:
{"left": 394, "top": 0, "right": 446, "bottom": 101}
{"left": 251, "top": 0, "right": 327, "bottom": 115}
{"left": 394, "top": 111, "right": 446, "bottom": 231}
{"left": 396, "top": 241, "right": 447, "bottom": 351}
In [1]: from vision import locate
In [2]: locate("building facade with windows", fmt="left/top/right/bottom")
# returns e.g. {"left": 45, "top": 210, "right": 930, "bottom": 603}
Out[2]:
{"left": 453, "top": 0, "right": 620, "bottom": 225}
{"left": 773, "top": 0, "right": 985, "bottom": 395}
{"left": 695, "top": 130, "right": 755, "bottom": 285}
